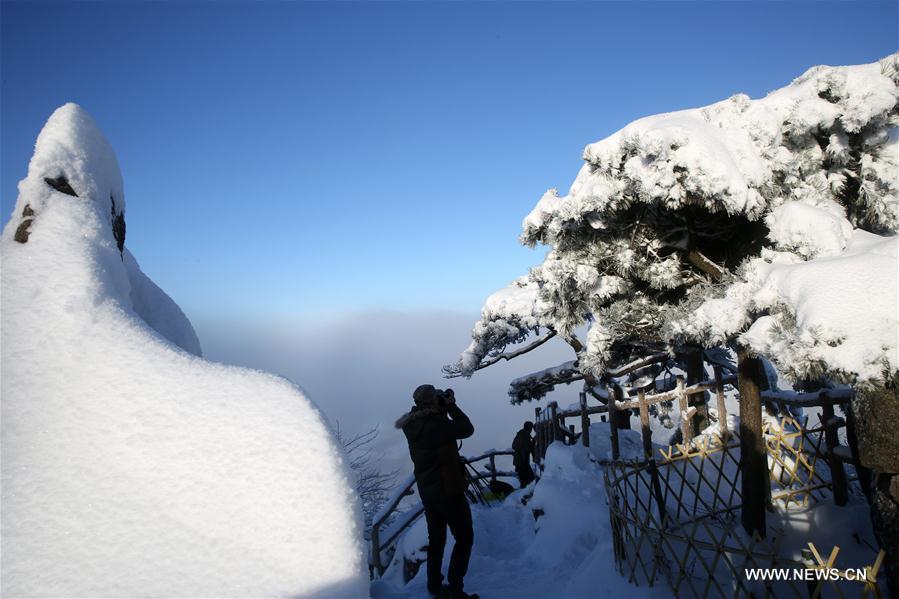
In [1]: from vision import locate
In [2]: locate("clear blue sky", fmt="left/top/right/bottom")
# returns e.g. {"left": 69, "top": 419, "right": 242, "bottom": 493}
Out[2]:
{"left": 2, "top": 1, "right": 896, "bottom": 322}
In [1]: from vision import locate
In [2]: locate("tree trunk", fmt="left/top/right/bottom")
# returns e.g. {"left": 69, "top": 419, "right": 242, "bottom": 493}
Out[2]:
{"left": 737, "top": 346, "right": 767, "bottom": 538}
{"left": 849, "top": 375, "right": 899, "bottom": 595}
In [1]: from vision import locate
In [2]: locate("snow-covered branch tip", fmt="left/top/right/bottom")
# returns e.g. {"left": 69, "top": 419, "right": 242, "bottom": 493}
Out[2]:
{"left": 508, "top": 360, "right": 583, "bottom": 403}
{"left": 443, "top": 331, "right": 557, "bottom": 378}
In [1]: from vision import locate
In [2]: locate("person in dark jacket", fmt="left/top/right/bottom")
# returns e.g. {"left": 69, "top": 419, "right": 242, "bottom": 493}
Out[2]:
{"left": 396, "top": 384, "right": 477, "bottom": 599}
{"left": 512, "top": 421, "right": 536, "bottom": 488}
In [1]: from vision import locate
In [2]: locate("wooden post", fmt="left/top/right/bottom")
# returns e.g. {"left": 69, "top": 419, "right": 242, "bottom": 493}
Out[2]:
{"left": 638, "top": 391, "right": 669, "bottom": 526}
{"left": 713, "top": 366, "right": 729, "bottom": 440}
{"left": 685, "top": 345, "right": 709, "bottom": 433}
{"left": 608, "top": 385, "right": 620, "bottom": 460}
{"left": 614, "top": 385, "right": 631, "bottom": 430}
{"left": 580, "top": 390, "right": 590, "bottom": 447}
{"left": 489, "top": 454, "right": 497, "bottom": 487}
{"left": 549, "top": 402, "right": 559, "bottom": 445}
{"left": 821, "top": 397, "right": 848, "bottom": 506}
{"left": 638, "top": 389, "right": 652, "bottom": 460}
{"left": 535, "top": 407, "right": 543, "bottom": 465}
{"left": 738, "top": 346, "right": 767, "bottom": 538}
{"left": 371, "top": 524, "right": 382, "bottom": 576}
{"left": 676, "top": 375, "right": 692, "bottom": 444}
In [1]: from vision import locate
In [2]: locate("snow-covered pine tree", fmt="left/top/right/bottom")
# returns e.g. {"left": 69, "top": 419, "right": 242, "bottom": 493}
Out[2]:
{"left": 448, "top": 53, "right": 896, "bottom": 395}
{"left": 447, "top": 54, "right": 898, "bottom": 587}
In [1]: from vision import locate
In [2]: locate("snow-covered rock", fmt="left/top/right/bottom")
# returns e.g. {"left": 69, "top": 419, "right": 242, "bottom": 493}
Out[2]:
{"left": 1, "top": 104, "right": 367, "bottom": 597}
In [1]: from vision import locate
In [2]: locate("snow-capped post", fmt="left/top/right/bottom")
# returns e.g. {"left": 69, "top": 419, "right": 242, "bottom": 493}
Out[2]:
{"left": 638, "top": 389, "right": 652, "bottom": 460}
{"left": 608, "top": 385, "right": 621, "bottom": 460}
{"left": 579, "top": 389, "right": 590, "bottom": 448}
{"left": 549, "top": 401, "right": 559, "bottom": 445}
{"left": 676, "top": 376, "right": 691, "bottom": 445}
{"left": 613, "top": 386, "right": 631, "bottom": 431}
{"left": 821, "top": 397, "right": 848, "bottom": 506}
{"left": 713, "top": 367, "right": 729, "bottom": 440}
{"left": 737, "top": 346, "right": 767, "bottom": 538}
{"left": 489, "top": 454, "right": 497, "bottom": 487}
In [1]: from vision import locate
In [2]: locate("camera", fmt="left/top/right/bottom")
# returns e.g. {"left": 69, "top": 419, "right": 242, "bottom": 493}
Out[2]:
{"left": 437, "top": 388, "right": 455, "bottom": 407}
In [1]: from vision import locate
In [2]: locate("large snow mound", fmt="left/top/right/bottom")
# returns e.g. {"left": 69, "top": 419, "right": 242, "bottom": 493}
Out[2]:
{"left": 1, "top": 104, "right": 367, "bottom": 597}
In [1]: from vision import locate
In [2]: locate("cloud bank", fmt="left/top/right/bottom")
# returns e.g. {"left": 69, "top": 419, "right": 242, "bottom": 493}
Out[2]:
{"left": 193, "top": 310, "right": 576, "bottom": 476}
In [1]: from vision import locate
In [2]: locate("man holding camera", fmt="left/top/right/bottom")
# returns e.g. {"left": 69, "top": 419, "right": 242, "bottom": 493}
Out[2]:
{"left": 395, "top": 384, "right": 477, "bottom": 599}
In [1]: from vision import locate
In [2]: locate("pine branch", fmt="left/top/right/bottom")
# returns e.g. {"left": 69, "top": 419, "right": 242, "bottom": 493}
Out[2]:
{"left": 443, "top": 331, "right": 557, "bottom": 378}
{"left": 686, "top": 249, "right": 726, "bottom": 281}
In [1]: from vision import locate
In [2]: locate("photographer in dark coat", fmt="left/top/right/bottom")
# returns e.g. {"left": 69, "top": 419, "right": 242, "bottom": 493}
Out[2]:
{"left": 396, "top": 384, "right": 477, "bottom": 599}
{"left": 512, "top": 421, "right": 536, "bottom": 488}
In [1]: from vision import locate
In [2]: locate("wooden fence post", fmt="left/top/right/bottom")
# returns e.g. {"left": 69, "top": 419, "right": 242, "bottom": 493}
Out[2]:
{"left": 676, "top": 375, "right": 692, "bottom": 444}
{"left": 638, "top": 390, "right": 669, "bottom": 526}
{"left": 713, "top": 366, "right": 729, "bottom": 440}
{"left": 580, "top": 390, "right": 590, "bottom": 447}
{"left": 608, "top": 385, "right": 620, "bottom": 460}
{"left": 738, "top": 345, "right": 767, "bottom": 538}
{"left": 638, "top": 389, "right": 652, "bottom": 460}
{"left": 535, "top": 407, "right": 543, "bottom": 465}
{"left": 489, "top": 454, "right": 497, "bottom": 487}
{"left": 685, "top": 345, "right": 709, "bottom": 433}
{"left": 549, "top": 402, "right": 559, "bottom": 446}
{"left": 614, "top": 385, "right": 631, "bottom": 430}
{"left": 821, "top": 397, "right": 848, "bottom": 506}
{"left": 371, "top": 524, "right": 382, "bottom": 576}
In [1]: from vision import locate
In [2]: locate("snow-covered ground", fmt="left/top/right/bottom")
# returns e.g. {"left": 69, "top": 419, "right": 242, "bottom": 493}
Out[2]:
{"left": 372, "top": 422, "right": 880, "bottom": 599}
{"left": 371, "top": 440, "right": 669, "bottom": 599}
{"left": 1, "top": 104, "right": 368, "bottom": 597}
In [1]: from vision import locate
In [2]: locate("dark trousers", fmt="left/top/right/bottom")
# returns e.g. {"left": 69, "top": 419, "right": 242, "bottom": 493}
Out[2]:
{"left": 516, "top": 463, "right": 535, "bottom": 488}
{"left": 423, "top": 493, "right": 473, "bottom": 594}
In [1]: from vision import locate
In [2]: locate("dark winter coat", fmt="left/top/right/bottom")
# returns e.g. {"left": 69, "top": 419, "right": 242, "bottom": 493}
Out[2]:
{"left": 512, "top": 429, "right": 535, "bottom": 467}
{"left": 396, "top": 404, "right": 475, "bottom": 506}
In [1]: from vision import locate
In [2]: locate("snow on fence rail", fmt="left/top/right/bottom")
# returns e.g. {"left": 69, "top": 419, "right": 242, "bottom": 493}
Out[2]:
{"left": 369, "top": 449, "right": 517, "bottom": 578}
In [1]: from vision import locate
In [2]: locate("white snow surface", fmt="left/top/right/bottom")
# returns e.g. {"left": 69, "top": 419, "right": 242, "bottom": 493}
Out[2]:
{"left": 765, "top": 200, "right": 854, "bottom": 259}
{"left": 742, "top": 230, "right": 898, "bottom": 381}
{"left": 1, "top": 104, "right": 367, "bottom": 597}
{"left": 373, "top": 443, "right": 669, "bottom": 599}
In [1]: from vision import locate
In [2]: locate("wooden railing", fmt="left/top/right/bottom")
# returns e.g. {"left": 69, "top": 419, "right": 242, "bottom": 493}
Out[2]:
{"left": 534, "top": 367, "right": 741, "bottom": 465}
{"left": 369, "top": 448, "right": 517, "bottom": 577}
{"left": 529, "top": 368, "right": 877, "bottom": 596}
{"left": 531, "top": 370, "right": 855, "bottom": 514}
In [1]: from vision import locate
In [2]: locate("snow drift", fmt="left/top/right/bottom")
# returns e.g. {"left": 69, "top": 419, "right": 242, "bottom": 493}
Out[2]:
{"left": 0, "top": 104, "right": 367, "bottom": 597}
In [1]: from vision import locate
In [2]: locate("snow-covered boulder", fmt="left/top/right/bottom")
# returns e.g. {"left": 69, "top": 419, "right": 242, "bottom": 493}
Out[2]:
{"left": 1, "top": 104, "right": 367, "bottom": 597}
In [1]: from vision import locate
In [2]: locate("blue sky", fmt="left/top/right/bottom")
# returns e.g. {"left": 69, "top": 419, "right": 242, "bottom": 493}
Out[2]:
{"left": 2, "top": 1, "right": 897, "bottom": 323}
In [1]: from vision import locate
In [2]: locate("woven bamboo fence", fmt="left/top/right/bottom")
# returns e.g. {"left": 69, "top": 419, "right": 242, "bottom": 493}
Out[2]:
{"left": 531, "top": 369, "right": 886, "bottom": 597}
{"left": 602, "top": 408, "right": 885, "bottom": 598}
